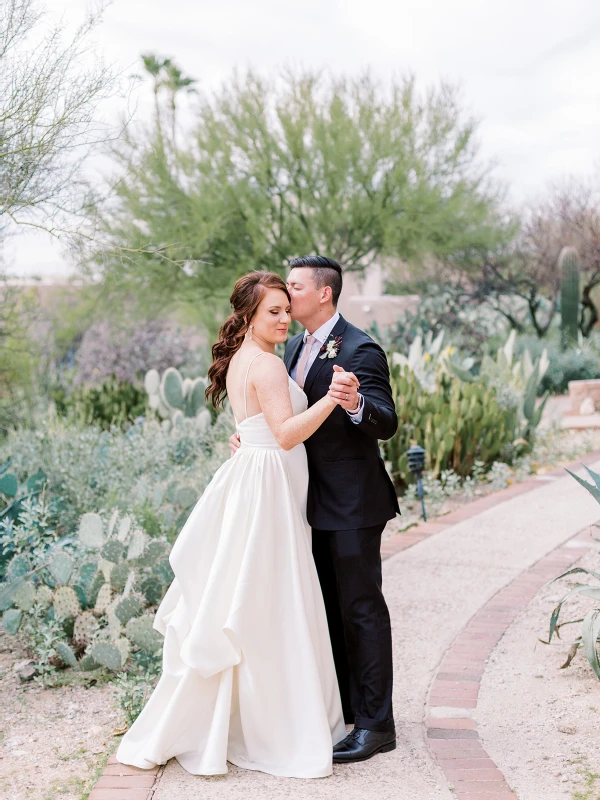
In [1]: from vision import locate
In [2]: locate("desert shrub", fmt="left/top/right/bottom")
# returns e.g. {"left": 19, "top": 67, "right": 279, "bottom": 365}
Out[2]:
{"left": 74, "top": 320, "right": 190, "bottom": 386}
{"left": 540, "top": 349, "right": 600, "bottom": 394}
{"left": 52, "top": 377, "right": 147, "bottom": 429}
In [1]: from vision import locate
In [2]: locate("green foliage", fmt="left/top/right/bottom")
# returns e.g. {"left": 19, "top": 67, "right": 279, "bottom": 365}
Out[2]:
{"left": 384, "top": 364, "right": 517, "bottom": 487}
{"left": 52, "top": 376, "right": 147, "bottom": 430}
{"left": 0, "top": 509, "right": 173, "bottom": 676}
{"left": 540, "top": 348, "right": 600, "bottom": 394}
{"left": 87, "top": 69, "right": 509, "bottom": 334}
{"left": 559, "top": 246, "right": 581, "bottom": 350}
{"left": 145, "top": 367, "right": 210, "bottom": 430}
{"left": 541, "top": 466, "right": 600, "bottom": 679}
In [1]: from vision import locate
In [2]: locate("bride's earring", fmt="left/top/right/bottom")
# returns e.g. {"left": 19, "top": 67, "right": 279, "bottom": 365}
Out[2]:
{"left": 245, "top": 324, "right": 253, "bottom": 341}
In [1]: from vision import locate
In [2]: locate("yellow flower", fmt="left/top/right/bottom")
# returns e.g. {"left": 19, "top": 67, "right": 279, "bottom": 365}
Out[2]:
{"left": 424, "top": 353, "right": 431, "bottom": 362}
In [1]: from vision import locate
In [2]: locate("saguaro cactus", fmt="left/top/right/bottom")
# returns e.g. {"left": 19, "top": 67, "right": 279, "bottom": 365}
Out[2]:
{"left": 559, "top": 246, "right": 580, "bottom": 350}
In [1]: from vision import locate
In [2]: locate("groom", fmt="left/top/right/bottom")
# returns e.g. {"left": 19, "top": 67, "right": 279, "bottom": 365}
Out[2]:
{"left": 231, "top": 256, "right": 400, "bottom": 762}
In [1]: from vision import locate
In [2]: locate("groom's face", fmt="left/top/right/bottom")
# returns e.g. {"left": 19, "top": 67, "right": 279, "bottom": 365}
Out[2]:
{"left": 286, "top": 267, "right": 322, "bottom": 324}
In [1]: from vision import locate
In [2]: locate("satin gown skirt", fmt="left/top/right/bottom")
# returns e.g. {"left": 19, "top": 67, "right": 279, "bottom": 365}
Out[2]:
{"left": 116, "top": 379, "right": 346, "bottom": 778}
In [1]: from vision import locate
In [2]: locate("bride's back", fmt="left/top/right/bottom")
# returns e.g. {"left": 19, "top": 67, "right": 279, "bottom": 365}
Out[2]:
{"left": 226, "top": 344, "right": 268, "bottom": 423}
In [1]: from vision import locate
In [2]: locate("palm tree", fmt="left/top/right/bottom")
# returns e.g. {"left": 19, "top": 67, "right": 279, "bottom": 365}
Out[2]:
{"left": 163, "top": 62, "right": 197, "bottom": 146}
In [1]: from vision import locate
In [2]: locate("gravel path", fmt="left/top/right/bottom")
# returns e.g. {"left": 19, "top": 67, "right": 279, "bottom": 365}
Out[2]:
{"left": 153, "top": 460, "right": 600, "bottom": 800}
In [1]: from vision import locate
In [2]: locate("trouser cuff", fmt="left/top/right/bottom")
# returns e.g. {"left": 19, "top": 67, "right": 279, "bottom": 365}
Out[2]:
{"left": 354, "top": 715, "right": 395, "bottom": 733}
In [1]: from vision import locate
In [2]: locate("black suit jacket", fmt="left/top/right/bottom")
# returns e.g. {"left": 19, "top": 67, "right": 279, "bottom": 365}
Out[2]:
{"left": 284, "top": 314, "right": 400, "bottom": 531}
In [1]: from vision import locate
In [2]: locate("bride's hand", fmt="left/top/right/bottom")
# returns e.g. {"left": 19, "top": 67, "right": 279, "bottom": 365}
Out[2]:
{"left": 328, "top": 365, "right": 361, "bottom": 409}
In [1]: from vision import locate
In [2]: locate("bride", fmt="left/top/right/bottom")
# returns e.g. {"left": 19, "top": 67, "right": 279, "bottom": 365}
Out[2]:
{"left": 116, "top": 270, "right": 352, "bottom": 778}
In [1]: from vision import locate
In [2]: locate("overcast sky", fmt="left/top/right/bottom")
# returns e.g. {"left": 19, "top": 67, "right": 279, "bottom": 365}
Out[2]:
{"left": 5, "top": 0, "right": 600, "bottom": 276}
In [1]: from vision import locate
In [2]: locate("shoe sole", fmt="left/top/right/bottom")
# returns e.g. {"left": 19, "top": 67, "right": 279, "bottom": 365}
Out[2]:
{"left": 333, "top": 740, "right": 396, "bottom": 764}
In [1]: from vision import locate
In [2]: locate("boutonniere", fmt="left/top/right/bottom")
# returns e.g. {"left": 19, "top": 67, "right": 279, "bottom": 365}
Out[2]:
{"left": 319, "top": 335, "right": 343, "bottom": 359}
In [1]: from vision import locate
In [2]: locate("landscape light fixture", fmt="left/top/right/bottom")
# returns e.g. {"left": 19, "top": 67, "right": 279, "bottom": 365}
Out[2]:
{"left": 406, "top": 444, "right": 427, "bottom": 522}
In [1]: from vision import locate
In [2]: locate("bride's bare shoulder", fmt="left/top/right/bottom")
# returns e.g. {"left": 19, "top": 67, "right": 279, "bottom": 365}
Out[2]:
{"left": 252, "top": 352, "right": 288, "bottom": 385}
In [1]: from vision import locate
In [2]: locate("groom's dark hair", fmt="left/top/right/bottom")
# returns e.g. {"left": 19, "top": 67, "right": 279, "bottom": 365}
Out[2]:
{"left": 288, "top": 255, "right": 343, "bottom": 307}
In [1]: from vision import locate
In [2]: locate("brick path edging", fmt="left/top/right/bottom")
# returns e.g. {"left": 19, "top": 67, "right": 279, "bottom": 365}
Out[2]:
{"left": 88, "top": 448, "right": 600, "bottom": 799}
{"left": 423, "top": 529, "right": 596, "bottom": 799}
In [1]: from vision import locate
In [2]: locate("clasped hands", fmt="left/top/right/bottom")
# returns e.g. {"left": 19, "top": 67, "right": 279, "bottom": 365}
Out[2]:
{"left": 328, "top": 364, "right": 360, "bottom": 411}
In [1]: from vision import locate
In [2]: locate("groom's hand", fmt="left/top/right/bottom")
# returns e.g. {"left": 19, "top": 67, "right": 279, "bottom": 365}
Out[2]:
{"left": 328, "top": 364, "right": 360, "bottom": 411}
{"left": 229, "top": 431, "right": 241, "bottom": 457}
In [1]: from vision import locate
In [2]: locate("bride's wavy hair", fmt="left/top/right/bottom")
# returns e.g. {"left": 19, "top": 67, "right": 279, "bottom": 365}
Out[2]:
{"left": 206, "top": 271, "right": 290, "bottom": 409}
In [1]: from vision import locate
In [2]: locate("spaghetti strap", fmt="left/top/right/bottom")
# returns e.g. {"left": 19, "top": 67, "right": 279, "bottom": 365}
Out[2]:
{"left": 243, "top": 352, "right": 268, "bottom": 420}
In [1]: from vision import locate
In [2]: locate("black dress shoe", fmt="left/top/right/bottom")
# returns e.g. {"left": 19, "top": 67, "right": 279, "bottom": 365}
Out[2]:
{"left": 333, "top": 727, "right": 396, "bottom": 763}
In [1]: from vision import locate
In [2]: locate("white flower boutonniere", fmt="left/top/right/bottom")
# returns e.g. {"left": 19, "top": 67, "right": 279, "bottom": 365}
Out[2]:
{"left": 319, "top": 335, "right": 343, "bottom": 360}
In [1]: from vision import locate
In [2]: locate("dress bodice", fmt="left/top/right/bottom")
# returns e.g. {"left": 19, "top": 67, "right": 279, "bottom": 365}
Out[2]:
{"left": 235, "top": 377, "right": 308, "bottom": 450}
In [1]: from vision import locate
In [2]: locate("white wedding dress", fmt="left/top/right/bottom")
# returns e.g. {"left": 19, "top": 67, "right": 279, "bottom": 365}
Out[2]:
{"left": 116, "top": 356, "right": 346, "bottom": 778}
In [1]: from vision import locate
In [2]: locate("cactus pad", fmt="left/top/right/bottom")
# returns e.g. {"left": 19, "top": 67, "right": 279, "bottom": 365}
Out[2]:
{"left": 56, "top": 641, "right": 78, "bottom": 668}
{"left": 73, "top": 611, "right": 97, "bottom": 644}
{"left": 78, "top": 513, "right": 104, "bottom": 549}
{"left": 94, "top": 583, "right": 112, "bottom": 615}
{"left": 78, "top": 653, "right": 100, "bottom": 671}
{"left": 2, "top": 608, "right": 23, "bottom": 634}
{"left": 117, "top": 515, "right": 132, "bottom": 542}
{"left": 114, "top": 595, "right": 143, "bottom": 624}
{"left": 49, "top": 552, "right": 73, "bottom": 585}
{"left": 100, "top": 540, "right": 125, "bottom": 563}
{"left": 0, "top": 472, "right": 18, "bottom": 497}
{"left": 136, "top": 540, "right": 168, "bottom": 568}
{"left": 127, "top": 529, "right": 146, "bottom": 561}
{"left": 115, "top": 637, "right": 130, "bottom": 666}
{"left": 153, "top": 558, "right": 174, "bottom": 586}
{"left": 110, "top": 562, "right": 130, "bottom": 593}
{"left": 140, "top": 576, "right": 163, "bottom": 605}
{"left": 13, "top": 581, "right": 36, "bottom": 612}
{"left": 53, "top": 586, "right": 81, "bottom": 620}
{"left": 35, "top": 585, "right": 54, "bottom": 609}
{"left": 78, "top": 562, "right": 98, "bottom": 593}
{"left": 144, "top": 369, "right": 160, "bottom": 395}
{"left": 126, "top": 615, "right": 163, "bottom": 653}
{"left": 175, "top": 485, "right": 197, "bottom": 509}
{"left": 90, "top": 641, "right": 123, "bottom": 672}
{"left": 87, "top": 571, "right": 106, "bottom": 606}
{"left": 107, "top": 508, "right": 119, "bottom": 537}
{"left": 188, "top": 377, "right": 207, "bottom": 416}
{"left": 160, "top": 367, "right": 184, "bottom": 410}
{"left": 6, "top": 553, "right": 30, "bottom": 582}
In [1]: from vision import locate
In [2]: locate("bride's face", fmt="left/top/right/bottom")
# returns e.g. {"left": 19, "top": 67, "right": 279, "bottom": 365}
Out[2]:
{"left": 250, "top": 288, "right": 292, "bottom": 344}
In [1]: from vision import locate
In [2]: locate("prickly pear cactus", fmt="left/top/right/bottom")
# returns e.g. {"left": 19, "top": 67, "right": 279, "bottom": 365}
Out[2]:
{"left": 78, "top": 513, "right": 104, "bottom": 549}
{"left": 126, "top": 615, "right": 163, "bottom": 653}
{"left": 90, "top": 641, "right": 123, "bottom": 672}
{"left": 114, "top": 595, "right": 143, "bottom": 625}
{"left": 101, "top": 540, "right": 124, "bottom": 564}
{"left": 13, "top": 581, "right": 36, "bottom": 612}
{"left": 140, "top": 576, "right": 163, "bottom": 605}
{"left": 2, "top": 608, "right": 23, "bottom": 634}
{"left": 35, "top": 585, "right": 54, "bottom": 609}
{"left": 127, "top": 529, "right": 146, "bottom": 561}
{"left": 115, "top": 637, "right": 130, "bottom": 666}
{"left": 53, "top": 586, "right": 81, "bottom": 620}
{"left": 56, "top": 641, "right": 78, "bottom": 668}
{"left": 73, "top": 611, "right": 97, "bottom": 644}
{"left": 110, "top": 562, "right": 130, "bottom": 593}
{"left": 94, "top": 583, "right": 112, "bottom": 615}
{"left": 49, "top": 552, "right": 73, "bottom": 585}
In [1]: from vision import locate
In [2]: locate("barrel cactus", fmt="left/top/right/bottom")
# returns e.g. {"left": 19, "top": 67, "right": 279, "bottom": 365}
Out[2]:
{"left": 559, "top": 246, "right": 580, "bottom": 350}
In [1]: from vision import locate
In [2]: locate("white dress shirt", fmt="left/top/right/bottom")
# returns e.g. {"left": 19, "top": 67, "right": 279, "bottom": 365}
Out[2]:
{"left": 291, "top": 312, "right": 364, "bottom": 424}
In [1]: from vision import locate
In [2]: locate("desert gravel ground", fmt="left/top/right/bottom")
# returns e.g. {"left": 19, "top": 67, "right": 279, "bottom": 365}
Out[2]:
{"left": 477, "top": 541, "right": 600, "bottom": 800}
{"left": 153, "top": 460, "right": 600, "bottom": 800}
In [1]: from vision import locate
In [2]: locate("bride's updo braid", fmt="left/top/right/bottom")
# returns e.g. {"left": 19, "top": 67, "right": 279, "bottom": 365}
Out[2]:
{"left": 206, "top": 271, "right": 290, "bottom": 409}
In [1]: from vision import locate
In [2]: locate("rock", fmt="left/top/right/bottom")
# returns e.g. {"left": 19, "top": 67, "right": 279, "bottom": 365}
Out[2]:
{"left": 579, "top": 397, "right": 595, "bottom": 415}
{"left": 16, "top": 662, "right": 39, "bottom": 682}
{"left": 557, "top": 724, "right": 577, "bottom": 735}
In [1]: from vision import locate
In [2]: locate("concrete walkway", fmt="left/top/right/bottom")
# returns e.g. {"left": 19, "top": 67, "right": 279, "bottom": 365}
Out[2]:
{"left": 143, "top": 459, "right": 600, "bottom": 800}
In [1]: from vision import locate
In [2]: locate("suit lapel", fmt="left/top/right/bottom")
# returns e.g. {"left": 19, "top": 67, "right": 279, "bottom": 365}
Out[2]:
{"left": 303, "top": 315, "right": 349, "bottom": 396}
{"left": 284, "top": 333, "right": 304, "bottom": 375}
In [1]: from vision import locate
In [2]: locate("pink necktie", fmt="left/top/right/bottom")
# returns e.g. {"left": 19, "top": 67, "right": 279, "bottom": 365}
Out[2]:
{"left": 296, "top": 335, "right": 316, "bottom": 389}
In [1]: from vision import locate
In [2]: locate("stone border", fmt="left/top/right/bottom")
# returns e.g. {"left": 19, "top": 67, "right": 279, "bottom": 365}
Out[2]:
{"left": 88, "top": 447, "right": 600, "bottom": 799}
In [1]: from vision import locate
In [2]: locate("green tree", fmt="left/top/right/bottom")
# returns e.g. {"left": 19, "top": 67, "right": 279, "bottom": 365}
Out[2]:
{"left": 86, "top": 68, "right": 510, "bottom": 333}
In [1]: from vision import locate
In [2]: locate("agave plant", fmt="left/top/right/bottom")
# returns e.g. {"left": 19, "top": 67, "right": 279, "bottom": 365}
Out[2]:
{"left": 541, "top": 465, "right": 600, "bottom": 678}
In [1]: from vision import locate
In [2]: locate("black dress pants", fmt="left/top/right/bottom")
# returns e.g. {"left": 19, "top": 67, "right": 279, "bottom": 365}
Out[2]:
{"left": 312, "top": 523, "right": 394, "bottom": 733}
